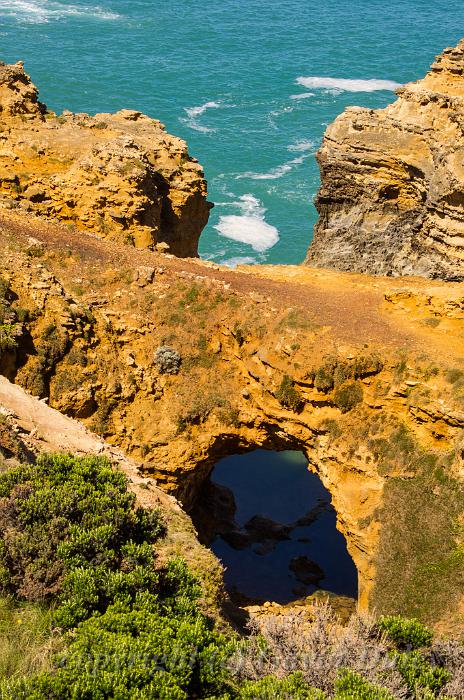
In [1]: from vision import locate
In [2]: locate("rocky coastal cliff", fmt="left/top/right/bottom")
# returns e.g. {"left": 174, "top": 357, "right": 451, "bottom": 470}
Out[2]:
{"left": 1, "top": 211, "right": 463, "bottom": 630}
{"left": 307, "top": 40, "right": 464, "bottom": 280}
{"left": 0, "top": 61, "right": 210, "bottom": 257}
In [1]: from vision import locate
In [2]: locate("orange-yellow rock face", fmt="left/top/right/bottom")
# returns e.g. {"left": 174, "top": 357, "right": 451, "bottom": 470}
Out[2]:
{"left": 307, "top": 40, "right": 464, "bottom": 280}
{"left": 0, "top": 62, "right": 211, "bottom": 257}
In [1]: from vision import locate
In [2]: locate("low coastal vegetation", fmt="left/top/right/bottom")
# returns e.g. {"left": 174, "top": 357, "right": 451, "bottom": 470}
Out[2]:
{"left": 0, "top": 453, "right": 462, "bottom": 699}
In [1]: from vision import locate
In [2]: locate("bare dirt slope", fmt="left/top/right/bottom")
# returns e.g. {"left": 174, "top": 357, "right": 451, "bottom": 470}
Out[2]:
{"left": 0, "top": 372, "right": 180, "bottom": 512}
{"left": 1, "top": 210, "right": 463, "bottom": 362}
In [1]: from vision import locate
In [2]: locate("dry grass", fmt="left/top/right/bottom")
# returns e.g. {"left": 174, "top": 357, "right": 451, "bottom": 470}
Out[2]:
{"left": 371, "top": 430, "right": 464, "bottom": 624}
{"left": 0, "top": 598, "right": 61, "bottom": 680}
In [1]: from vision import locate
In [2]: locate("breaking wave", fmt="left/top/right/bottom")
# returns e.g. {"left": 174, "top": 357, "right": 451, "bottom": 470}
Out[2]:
{"left": 0, "top": 0, "right": 121, "bottom": 23}
{"left": 294, "top": 76, "right": 402, "bottom": 93}
{"left": 236, "top": 140, "right": 315, "bottom": 181}
{"left": 180, "top": 101, "right": 223, "bottom": 133}
{"left": 214, "top": 194, "right": 279, "bottom": 252}
{"left": 289, "top": 92, "right": 316, "bottom": 100}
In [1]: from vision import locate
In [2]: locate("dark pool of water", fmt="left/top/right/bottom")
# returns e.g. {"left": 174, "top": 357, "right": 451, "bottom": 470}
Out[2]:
{"left": 210, "top": 449, "right": 358, "bottom": 603}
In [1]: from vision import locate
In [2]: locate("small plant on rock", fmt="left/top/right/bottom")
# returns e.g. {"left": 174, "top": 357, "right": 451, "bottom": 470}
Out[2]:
{"left": 333, "top": 381, "right": 363, "bottom": 413}
{"left": 154, "top": 345, "right": 181, "bottom": 374}
{"left": 276, "top": 375, "right": 304, "bottom": 412}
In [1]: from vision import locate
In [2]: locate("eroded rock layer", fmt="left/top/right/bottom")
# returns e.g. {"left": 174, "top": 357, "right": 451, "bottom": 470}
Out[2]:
{"left": 0, "top": 61, "right": 210, "bottom": 257}
{"left": 307, "top": 40, "right": 464, "bottom": 280}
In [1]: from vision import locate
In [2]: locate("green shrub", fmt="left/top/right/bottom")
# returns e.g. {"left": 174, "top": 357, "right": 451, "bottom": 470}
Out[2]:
{"left": 239, "top": 673, "right": 326, "bottom": 699}
{"left": 217, "top": 404, "right": 241, "bottom": 428}
{"left": 2, "top": 594, "right": 233, "bottom": 700}
{"left": 14, "top": 307, "right": 30, "bottom": 323}
{"left": 320, "top": 418, "right": 342, "bottom": 439}
{"left": 0, "top": 277, "right": 10, "bottom": 300}
{"left": 66, "top": 346, "right": 87, "bottom": 367}
{"left": 233, "top": 323, "right": 246, "bottom": 347}
{"left": 0, "top": 455, "right": 236, "bottom": 700}
{"left": 276, "top": 375, "right": 304, "bottom": 412}
{"left": 176, "top": 391, "right": 227, "bottom": 433}
{"left": 423, "top": 317, "right": 441, "bottom": 328}
{"left": 314, "top": 362, "right": 336, "bottom": 392}
{"left": 393, "top": 651, "right": 450, "bottom": 695}
{"left": 334, "top": 670, "right": 395, "bottom": 700}
{"left": 314, "top": 355, "right": 383, "bottom": 394}
{"left": 0, "top": 324, "right": 19, "bottom": 353}
{"left": 378, "top": 615, "right": 433, "bottom": 649}
{"left": 352, "top": 355, "right": 384, "bottom": 378}
{"left": 393, "top": 355, "right": 408, "bottom": 382}
{"left": 38, "top": 324, "right": 68, "bottom": 367}
{"left": 0, "top": 454, "right": 163, "bottom": 608}
{"left": 333, "top": 381, "right": 363, "bottom": 413}
{"left": 445, "top": 368, "right": 464, "bottom": 385}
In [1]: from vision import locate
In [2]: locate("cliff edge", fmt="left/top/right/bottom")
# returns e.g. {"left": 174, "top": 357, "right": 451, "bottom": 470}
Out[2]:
{"left": 0, "top": 61, "right": 210, "bottom": 257}
{"left": 307, "top": 40, "right": 464, "bottom": 280}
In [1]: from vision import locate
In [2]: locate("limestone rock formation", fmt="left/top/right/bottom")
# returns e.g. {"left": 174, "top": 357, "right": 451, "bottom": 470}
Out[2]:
{"left": 0, "top": 61, "right": 210, "bottom": 256}
{"left": 307, "top": 40, "right": 464, "bottom": 280}
{"left": 1, "top": 210, "right": 463, "bottom": 630}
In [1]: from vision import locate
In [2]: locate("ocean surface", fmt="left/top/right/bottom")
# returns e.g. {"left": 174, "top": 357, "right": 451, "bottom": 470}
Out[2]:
{"left": 2, "top": 1, "right": 464, "bottom": 265}
{"left": 210, "top": 450, "right": 358, "bottom": 602}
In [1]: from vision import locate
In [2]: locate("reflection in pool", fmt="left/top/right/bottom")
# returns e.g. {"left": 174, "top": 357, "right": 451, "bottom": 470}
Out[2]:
{"left": 209, "top": 449, "right": 358, "bottom": 603}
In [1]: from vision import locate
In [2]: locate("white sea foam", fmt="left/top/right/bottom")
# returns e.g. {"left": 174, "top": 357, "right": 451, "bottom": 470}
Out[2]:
{"left": 236, "top": 147, "right": 313, "bottom": 181}
{"left": 295, "top": 76, "right": 402, "bottom": 93}
{"left": 179, "top": 119, "right": 214, "bottom": 134}
{"left": 0, "top": 0, "right": 120, "bottom": 23}
{"left": 185, "top": 101, "right": 221, "bottom": 118}
{"left": 289, "top": 92, "right": 316, "bottom": 100}
{"left": 236, "top": 162, "right": 294, "bottom": 181}
{"left": 181, "top": 101, "right": 223, "bottom": 133}
{"left": 287, "top": 139, "right": 316, "bottom": 153}
{"left": 268, "top": 105, "right": 295, "bottom": 119}
{"left": 214, "top": 194, "right": 279, "bottom": 252}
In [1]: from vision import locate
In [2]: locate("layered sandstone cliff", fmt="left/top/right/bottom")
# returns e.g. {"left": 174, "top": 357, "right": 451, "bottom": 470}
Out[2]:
{"left": 0, "top": 61, "right": 210, "bottom": 256}
{"left": 307, "top": 40, "right": 464, "bottom": 280}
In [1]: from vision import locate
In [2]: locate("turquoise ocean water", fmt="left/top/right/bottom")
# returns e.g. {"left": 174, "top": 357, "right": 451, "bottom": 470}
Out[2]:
{"left": 1, "top": 1, "right": 464, "bottom": 265}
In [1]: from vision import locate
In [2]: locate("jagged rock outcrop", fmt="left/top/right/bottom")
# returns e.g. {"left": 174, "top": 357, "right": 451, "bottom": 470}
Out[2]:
{"left": 307, "top": 40, "right": 464, "bottom": 280}
{"left": 0, "top": 61, "right": 211, "bottom": 256}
